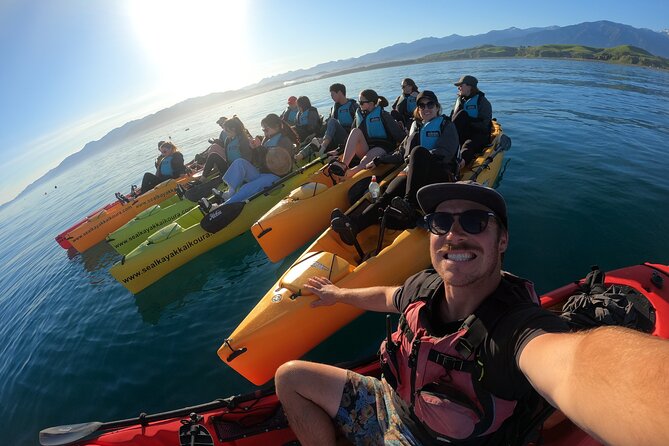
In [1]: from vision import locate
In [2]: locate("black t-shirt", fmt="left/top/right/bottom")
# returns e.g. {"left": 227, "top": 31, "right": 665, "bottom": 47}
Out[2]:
{"left": 393, "top": 270, "right": 569, "bottom": 400}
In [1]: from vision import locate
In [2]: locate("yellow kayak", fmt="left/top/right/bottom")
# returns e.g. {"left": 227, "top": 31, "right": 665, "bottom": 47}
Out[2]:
{"left": 251, "top": 162, "right": 400, "bottom": 263}
{"left": 109, "top": 157, "right": 328, "bottom": 294}
{"left": 218, "top": 121, "right": 509, "bottom": 385}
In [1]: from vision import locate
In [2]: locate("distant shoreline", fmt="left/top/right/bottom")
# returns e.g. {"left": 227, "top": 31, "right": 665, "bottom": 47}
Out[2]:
{"left": 300, "top": 44, "right": 669, "bottom": 85}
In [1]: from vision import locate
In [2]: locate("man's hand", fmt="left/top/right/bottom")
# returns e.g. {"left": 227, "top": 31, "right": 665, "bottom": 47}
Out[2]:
{"left": 304, "top": 276, "right": 341, "bottom": 307}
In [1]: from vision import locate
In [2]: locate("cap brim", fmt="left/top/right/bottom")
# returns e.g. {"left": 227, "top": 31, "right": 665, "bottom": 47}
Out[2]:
{"left": 416, "top": 182, "right": 507, "bottom": 227}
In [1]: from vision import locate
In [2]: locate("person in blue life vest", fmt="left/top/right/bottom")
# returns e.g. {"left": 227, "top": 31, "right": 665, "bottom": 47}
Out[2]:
{"left": 331, "top": 88, "right": 405, "bottom": 178}
{"left": 220, "top": 113, "right": 298, "bottom": 203}
{"left": 275, "top": 181, "right": 669, "bottom": 446}
{"left": 294, "top": 96, "right": 321, "bottom": 142}
{"left": 211, "top": 116, "right": 229, "bottom": 145}
{"left": 451, "top": 75, "right": 493, "bottom": 170}
{"left": 392, "top": 77, "right": 419, "bottom": 129}
{"left": 200, "top": 116, "right": 254, "bottom": 178}
{"left": 330, "top": 90, "right": 459, "bottom": 235}
{"left": 297, "top": 83, "right": 360, "bottom": 161}
{"left": 139, "top": 141, "right": 187, "bottom": 193}
{"left": 192, "top": 116, "right": 232, "bottom": 169}
{"left": 280, "top": 96, "right": 299, "bottom": 126}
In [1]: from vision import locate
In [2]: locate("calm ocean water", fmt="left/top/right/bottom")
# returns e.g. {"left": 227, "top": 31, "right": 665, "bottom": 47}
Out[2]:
{"left": 1, "top": 58, "right": 668, "bottom": 444}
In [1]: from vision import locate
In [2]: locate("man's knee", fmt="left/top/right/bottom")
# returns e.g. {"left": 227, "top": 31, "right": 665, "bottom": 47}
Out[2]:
{"left": 275, "top": 360, "right": 309, "bottom": 399}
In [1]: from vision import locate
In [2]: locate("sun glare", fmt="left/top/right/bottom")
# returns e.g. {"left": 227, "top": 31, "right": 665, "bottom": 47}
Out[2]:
{"left": 126, "top": 0, "right": 250, "bottom": 100}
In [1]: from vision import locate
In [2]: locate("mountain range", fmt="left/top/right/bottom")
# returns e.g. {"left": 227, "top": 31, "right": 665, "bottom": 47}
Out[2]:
{"left": 257, "top": 20, "right": 669, "bottom": 86}
{"left": 8, "top": 20, "right": 669, "bottom": 208}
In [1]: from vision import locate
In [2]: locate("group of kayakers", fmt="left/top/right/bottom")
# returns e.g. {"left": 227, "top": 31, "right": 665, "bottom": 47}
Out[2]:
{"left": 138, "top": 73, "right": 491, "bottom": 208}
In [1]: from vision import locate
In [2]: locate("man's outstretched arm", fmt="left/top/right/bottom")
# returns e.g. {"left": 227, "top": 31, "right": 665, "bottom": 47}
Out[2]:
{"left": 304, "top": 276, "right": 399, "bottom": 313}
{"left": 519, "top": 327, "right": 669, "bottom": 446}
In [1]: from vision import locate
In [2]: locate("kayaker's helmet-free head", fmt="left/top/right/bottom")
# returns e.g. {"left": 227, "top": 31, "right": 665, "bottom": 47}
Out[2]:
{"left": 287, "top": 96, "right": 297, "bottom": 105}
{"left": 417, "top": 180, "right": 508, "bottom": 229}
{"left": 454, "top": 75, "right": 478, "bottom": 88}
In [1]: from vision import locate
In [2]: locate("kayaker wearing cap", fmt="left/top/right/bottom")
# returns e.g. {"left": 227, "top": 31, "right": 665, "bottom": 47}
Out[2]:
{"left": 280, "top": 96, "right": 299, "bottom": 126}
{"left": 276, "top": 181, "right": 669, "bottom": 446}
{"left": 331, "top": 88, "right": 406, "bottom": 178}
{"left": 451, "top": 75, "right": 493, "bottom": 170}
{"left": 329, "top": 89, "right": 458, "bottom": 235}
{"left": 392, "top": 77, "right": 420, "bottom": 129}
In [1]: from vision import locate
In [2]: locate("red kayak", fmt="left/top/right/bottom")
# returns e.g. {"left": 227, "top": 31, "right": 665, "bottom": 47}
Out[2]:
{"left": 40, "top": 262, "right": 669, "bottom": 446}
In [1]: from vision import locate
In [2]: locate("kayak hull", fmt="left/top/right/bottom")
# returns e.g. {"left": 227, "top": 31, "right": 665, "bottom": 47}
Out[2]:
{"left": 110, "top": 161, "right": 326, "bottom": 294}
{"left": 220, "top": 122, "right": 508, "bottom": 385}
{"left": 105, "top": 177, "right": 225, "bottom": 256}
{"left": 251, "top": 162, "right": 399, "bottom": 263}
{"left": 60, "top": 176, "right": 195, "bottom": 253}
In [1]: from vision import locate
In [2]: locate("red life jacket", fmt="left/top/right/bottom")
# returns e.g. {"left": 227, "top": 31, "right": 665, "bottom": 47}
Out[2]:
{"left": 379, "top": 271, "right": 539, "bottom": 443}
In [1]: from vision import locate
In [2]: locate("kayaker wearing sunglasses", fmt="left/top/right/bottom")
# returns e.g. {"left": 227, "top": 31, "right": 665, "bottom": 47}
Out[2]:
{"left": 276, "top": 180, "right": 669, "bottom": 446}
{"left": 330, "top": 88, "right": 405, "bottom": 178}
{"left": 330, "top": 90, "right": 459, "bottom": 236}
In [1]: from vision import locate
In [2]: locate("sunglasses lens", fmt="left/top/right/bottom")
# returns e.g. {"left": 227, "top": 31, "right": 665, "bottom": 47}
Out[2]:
{"left": 426, "top": 210, "right": 492, "bottom": 235}
{"left": 426, "top": 213, "right": 454, "bottom": 235}
{"left": 459, "top": 210, "right": 489, "bottom": 234}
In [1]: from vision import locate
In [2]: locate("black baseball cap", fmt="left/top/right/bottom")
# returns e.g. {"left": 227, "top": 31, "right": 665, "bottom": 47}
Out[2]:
{"left": 417, "top": 180, "right": 508, "bottom": 229}
{"left": 454, "top": 75, "right": 478, "bottom": 87}
{"left": 416, "top": 90, "right": 439, "bottom": 104}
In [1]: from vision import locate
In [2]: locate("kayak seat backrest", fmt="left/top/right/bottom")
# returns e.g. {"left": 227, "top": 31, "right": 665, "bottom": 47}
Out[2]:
{"left": 146, "top": 222, "right": 184, "bottom": 245}
{"left": 135, "top": 204, "right": 161, "bottom": 220}
{"left": 281, "top": 252, "right": 354, "bottom": 295}
{"left": 287, "top": 182, "right": 328, "bottom": 200}
{"left": 212, "top": 406, "right": 291, "bottom": 442}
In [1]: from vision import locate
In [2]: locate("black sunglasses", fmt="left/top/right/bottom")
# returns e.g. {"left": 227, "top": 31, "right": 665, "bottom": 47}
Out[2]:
{"left": 424, "top": 210, "right": 497, "bottom": 235}
{"left": 418, "top": 101, "right": 436, "bottom": 110}
{"left": 359, "top": 99, "right": 373, "bottom": 105}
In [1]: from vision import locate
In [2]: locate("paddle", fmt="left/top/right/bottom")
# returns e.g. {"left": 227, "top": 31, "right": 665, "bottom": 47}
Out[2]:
{"left": 468, "top": 133, "right": 511, "bottom": 182}
{"left": 38, "top": 389, "right": 273, "bottom": 446}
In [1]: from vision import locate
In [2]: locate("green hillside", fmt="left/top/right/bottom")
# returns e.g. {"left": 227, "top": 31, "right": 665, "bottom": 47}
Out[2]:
{"left": 418, "top": 44, "right": 669, "bottom": 69}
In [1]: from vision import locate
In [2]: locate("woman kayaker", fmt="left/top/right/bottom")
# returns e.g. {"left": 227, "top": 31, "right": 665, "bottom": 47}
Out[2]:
{"left": 391, "top": 77, "right": 419, "bottom": 129}
{"left": 221, "top": 113, "right": 298, "bottom": 203}
{"left": 201, "top": 116, "right": 254, "bottom": 178}
{"left": 331, "top": 89, "right": 405, "bottom": 178}
{"left": 139, "top": 141, "right": 186, "bottom": 194}
{"left": 294, "top": 96, "right": 320, "bottom": 142}
{"left": 331, "top": 90, "right": 459, "bottom": 232}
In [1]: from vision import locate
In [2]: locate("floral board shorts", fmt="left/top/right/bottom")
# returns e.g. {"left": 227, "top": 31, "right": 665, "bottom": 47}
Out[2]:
{"left": 333, "top": 370, "right": 422, "bottom": 446}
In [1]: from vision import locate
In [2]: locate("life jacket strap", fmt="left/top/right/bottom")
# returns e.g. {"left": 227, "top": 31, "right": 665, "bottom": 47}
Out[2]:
{"left": 427, "top": 350, "right": 480, "bottom": 375}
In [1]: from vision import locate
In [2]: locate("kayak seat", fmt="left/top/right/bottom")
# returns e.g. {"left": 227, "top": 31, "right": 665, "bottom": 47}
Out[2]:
{"left": 135, "top": 204, "right": 161, "bottom": 220}
{"left": 281, "top": 252, "right": 354, "bottom": 295}
{"left": 146, "top": 222, "right": 184, "bottom": 245}
{"left": 287, "top": 181, "right": 328, "bottom": 200}
{"left": 212, "top": 406, "right": 291, "bottom": 442}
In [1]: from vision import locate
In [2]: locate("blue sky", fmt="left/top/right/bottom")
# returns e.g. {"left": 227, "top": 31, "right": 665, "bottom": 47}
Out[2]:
{"left": 1, "top": 0, "right": 667, "bottom": 205}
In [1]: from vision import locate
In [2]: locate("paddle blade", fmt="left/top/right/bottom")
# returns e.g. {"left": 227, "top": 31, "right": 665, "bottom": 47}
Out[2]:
{"left": 39, "top": 422, "right": 103, "bottom": 446}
